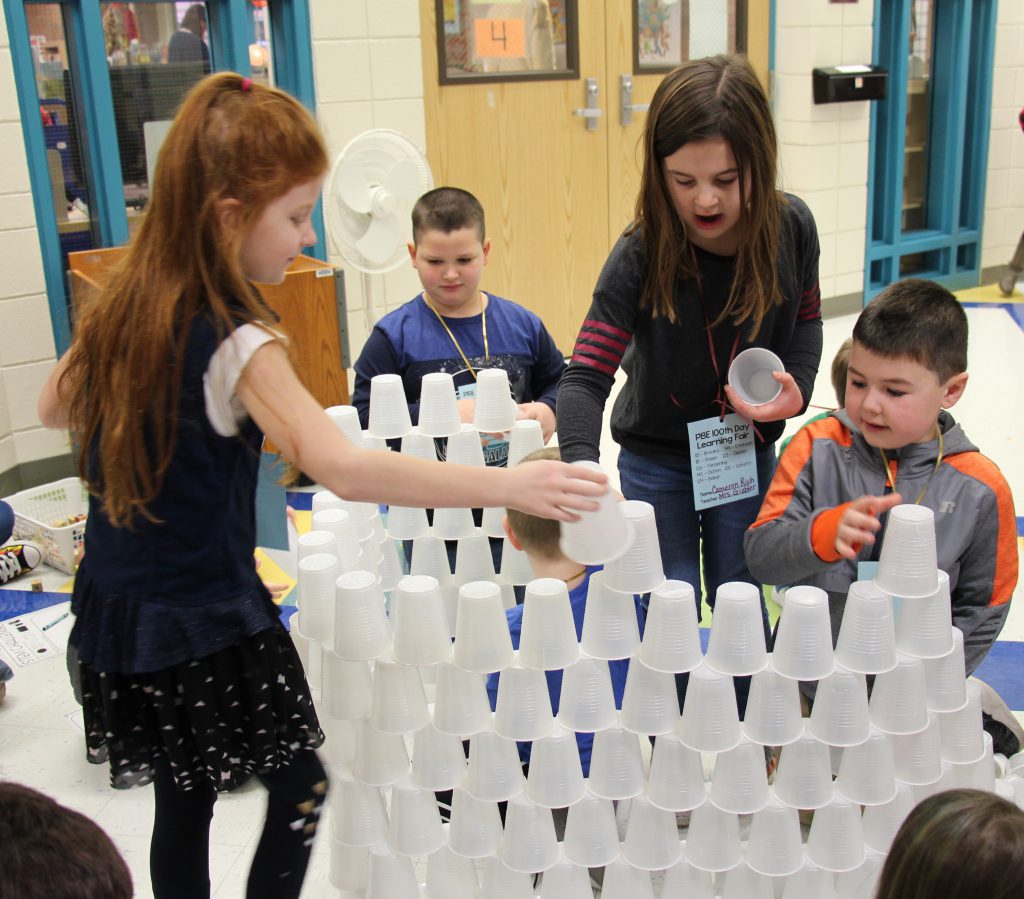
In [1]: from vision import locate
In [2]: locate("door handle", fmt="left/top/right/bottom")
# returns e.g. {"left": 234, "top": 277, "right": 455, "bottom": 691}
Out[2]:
{"left": 620, "top": 75, "right": 650, "bottom": 127}
{"left": 571, "top": 77, "right": 603, "bottom": 131}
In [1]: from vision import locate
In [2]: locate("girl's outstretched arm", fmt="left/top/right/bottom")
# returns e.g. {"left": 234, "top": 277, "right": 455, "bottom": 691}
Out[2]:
{"left": 236, "top": 341, "right": 606, "bottom": 520}
{"left": 38, "top": 352, "right": 72, "bottom": 429}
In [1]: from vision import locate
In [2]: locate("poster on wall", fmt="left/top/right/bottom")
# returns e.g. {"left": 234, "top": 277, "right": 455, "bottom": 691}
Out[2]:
{"left": 637, "top": 0, "right": 684, "bottom": 70}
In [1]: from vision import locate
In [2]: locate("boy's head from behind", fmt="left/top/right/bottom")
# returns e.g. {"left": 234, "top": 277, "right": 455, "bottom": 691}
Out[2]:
{"left": 409, "top": 187, "right": 491, "bottom": 317}
{"left": 505, "top": 447, "right": 563, "bottom": 562}
{"left": 846, "top": 279, "right": 968, "bottom": 449}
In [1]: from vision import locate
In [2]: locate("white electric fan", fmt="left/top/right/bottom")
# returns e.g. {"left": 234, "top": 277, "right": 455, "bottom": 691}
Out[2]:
{"left": 323, "top": 129, "right": 434, "bottom": 326}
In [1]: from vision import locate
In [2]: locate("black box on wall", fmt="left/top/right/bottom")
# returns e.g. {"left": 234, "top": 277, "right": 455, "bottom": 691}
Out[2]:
{"left": 812, "top": 65, "right": 888, "bottom": 103}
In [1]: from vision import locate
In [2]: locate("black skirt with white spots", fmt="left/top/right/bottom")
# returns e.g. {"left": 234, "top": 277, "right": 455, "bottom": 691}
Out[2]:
{"left": 76, "top": 625, "right": 324, "bottom": 791}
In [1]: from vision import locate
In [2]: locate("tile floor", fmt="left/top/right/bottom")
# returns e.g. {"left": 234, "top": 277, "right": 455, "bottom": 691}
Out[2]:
{"left": 1, "top": 283, "right": 1022, "bottom": 897}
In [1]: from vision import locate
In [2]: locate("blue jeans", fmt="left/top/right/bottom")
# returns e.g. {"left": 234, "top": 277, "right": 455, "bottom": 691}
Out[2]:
{"left": 617, "top": 444, "right": 778, "bottom": 717}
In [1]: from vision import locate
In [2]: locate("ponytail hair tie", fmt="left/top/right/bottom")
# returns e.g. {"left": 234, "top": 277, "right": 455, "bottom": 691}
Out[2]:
{"left": 241, "top": 77, "right": 252, "bottom": 92}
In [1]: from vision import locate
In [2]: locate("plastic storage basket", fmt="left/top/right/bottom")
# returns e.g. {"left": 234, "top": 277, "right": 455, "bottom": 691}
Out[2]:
{"left": 4, "top": 477, "right": 88, "bottom": 574}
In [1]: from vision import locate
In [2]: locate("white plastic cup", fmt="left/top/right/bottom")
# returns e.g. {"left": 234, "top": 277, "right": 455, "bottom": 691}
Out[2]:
{"left": 728, "top": 347, "right": 784, "bottom": 405}
{"left": 310, "top": 487, "right": 343, "bottom": 515}
{"left": 639, "top": 579, "right": 703, "bottom": 673}
{"left": 296, "top": 529, "right": 337, "bottom": 567}
{"left": 621, "top": 793, "right": 683, "bottom": 870}
{"left": 719, "top": 861, "right": 775, "bottom": 899}
{"left": 677, "top": 661, "right": 742, "bottom": 753}
{"left": 895, "top": 570, "right": 955, "bottom": 658}
{"left": 937, "top": 678, "right": 985, "bottom": 763}
{"left": 447, "top": 786, "right": 503, "bottom": 858}
{"left": 602, "top": 500, "right": 666, "bottom": 594}
{"left": 425, "top": 845, "right": 479, "bottom": 899}
{"left": 410, "top": 723, "right": 468, "bottom": 791}
{"left": 311, "top": 508, "right": 362, "bottom": 572}
{"left": 834, "top": 850, "right": 886, "bottom": 899}
{"left": 525, "top": 722, "right": 586, "bottom": 808}
{"left": 464, "top": 730, "right": 525, "bottom": 802}
{"left": 409, "top": 534, "right": 457, "bottom": 633}
{"left": 432, "top": 505, "right": 476, "bottom": 541}
{"left": 377, "top": 536, "right": 403, "bottom": 592}
{"left": 869, "top": 652, "right": 929, "bottom": 735}
{"left": 479, "top": 504, "right": 506, "bottom": 539}
{"left": 537, "top": 857, "right": 597, "bottom": 899}
{"left": 517, "top": 578, "right": 580, "bottom": 670}
{"left": 744, "top": 789, "right": 804, "bottom": 877}
{"left": 587, "top": 720, "right": 645, "bottom": 800}
{"left": 368, "top": 373, "right": 413, "bottom": 439}
{"left": 362, "top": 430, "right": 387, "bottom": 452}
{"left": 498, "top": 538, "right": 535, "bottom": 585}
{"left": 580, "top": 570, "right": 642, "bottom": 660}
{"left": 805, "top": 789, "right": 867, "bottom": 872}
{"left": 333, "top": 569, "right": 393, "bottom": 661}
{"left": 861, "top": 780, "right": 917, "bottom": 853}
{"left": 453, "top": 530, "right": 497, "bottom": 585}
{"left": 288, "top": 612, "right": 316, "bottom": 684}
{"left": 834, "top": 728, "right": 897, "bottom": 805}
{"left": 772, "top": 585, "right": 836, "bottom": 680}
{"left": 384, "top": 504, "right": 429, "bottom": 540}
{"left": 911, "top": 760, "right": 956, "bottom": 805}
{"left": 445, "top": 422, "right": 487, "bottom": 467}
{"left": 366, "top": 844, "right": 419, "bottom": 899}
{"left": 923, "top": 626, "right": 968, "bottom": 712}
{"left": 507, "top": 418, "right": 545, "bottom": 467}
{"left": 645, "top": 730, "right": 707, "bottom": 812}
{"left": 561, "top": 789, "right": 621, "bottom": 867}
{"left": 559, "top": 461, "right": 634, "bottom": 566}
{"left": 479, "top": 858, "right": 535, "bottom": 899}
{"left": 704, "top": 581, "right": 769, "bottom": 676}
{"left": 325, "top": 404, "right": 364, "bottom": 446}
{"left": 319, "top": 715, "right": 357, "bottom": 768}
{"left": 353, "top": 718, "right": 410, "bottom": 786}
{"left": 320, "top": 649, "right": 372, "bottom": 720}
{"left": 661, "top": 859, "right": 715, "bottom": 899}
{"left": 399, "top": 425, "right": 438, "bottom": 462}
{"left": 742, "top": 655, "right": 805, "bottom": 747}
{"left": 493, "top": 660, "right": 555, "bottom": 741}
{"left": 417, "top": 371, "right": 462, "bottom": 437}
{"left": 432, "top": 659, "right": 492, "bottom": 736}
{"left": 952, "top": 731, "right": 996, "bottom": 791}
{"left": 619, "top": 657, "right": 680, "bottom": 736}
{"left": 452, "top": 580, "right": 514, "bottom": 673}
{"left": 555, "top": 654, "right": 617, "bottom": 732}
{"left": 387, "top": 778, "right": 445, "bottom": 857}
{"left": 500, "top": 794, "right": 560, "bottom": 873}
{"left": 599, "top": 857, "right": 655, "bottom": 899}
{"left": 296, "top": 553, "right": 340, "bottom": 642}
{"left": 774, "top": 723, "right": 835, "bottom": 810}
{"left": 683, "top": 800, "right": 743, "bottom": 872}
{"left": 470, "top": 368, "right": 516, "bottom": 433}
{"left": 328, "top": 836, "right": 369, "bottom": 893}
{"left": 331, "top": 770, "right": 388, "bottom": 847}
{"left": 835, "top": 580, "right": 898, "bottom": 674}
{"left": 390, "top": 575, "right": 453, "bottom": 667}
{"left": 874, "top": 504, "right": 939, "bottom": 598}
{"left": 809, "top": 665, "right": 871, "bottom": 747}
{"left": 709, "top": 735, "right": 771, "bottom": 814}
{"left": 781, "top": 861, "right": 840, "bottom": 899}
{"left": 892, "top": 712, "right": 943, "bottom": 784}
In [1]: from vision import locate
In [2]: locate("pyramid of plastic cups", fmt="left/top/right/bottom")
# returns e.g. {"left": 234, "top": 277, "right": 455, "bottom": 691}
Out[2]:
{"left": 321, "top": 649, "right": 372, "bottom": 719}
{"left": 311, "top": 489, "right": 344, "bottom": 516}
{"left": 862, "top": 780, "right": 917, "bottom": 853}
{"left": 874, "top": 503, "right": 939, "bottom": 598}
{"left": 447, "top": 786, "right": 503, "bottom": 858}
{"left": 678, "top": 661, "right": 742, "bottom": 752}
{"left": 937, "top": 678, "right": 985, "bottom": 762}
{"left": 537, "top": 857, "right": 595, "bottom": 899}
{"left": 804, "top": 789, "right": 866, "bottom": 872}
{"left": 446, "top": 422, "right": 487, "bottom": 467}
{"left": 417, "top": 371, "right": 462, "bottom": 437}
{"left": 744, "top": 789, "right": 803, "bottom": 876}
{"left": 555, "top": 654, "right": 617, "bottom": 732}
{"left": 645, "top": 730, "right": 707, "bottom": 812}
{"left": 331, "top": 770, "right": 388, "bottom": 847}
{"left": 384, "top": 503, "right": 428, "bottom": 540}
{"left": 325, "top": 404, "right": 364, "bottom": 445}
{"left": 774, "top": 723, "right": 835, "bottom": 809}
{"left": 479, "top": 858, "right": 536, "bottom": 899}
{"left": 742, "top": 655, "right": 805, "bottom": 747}
{"left": 500, "top": 794, "right": 560, "bottom": 873}
{"left": 499, "top": 537, "right": 535, "bottom": 585}
{"left": 311, "top": 508, "right": 362, "bottom": 572}
{"left": 328, "top": 837, "right": 369, "bottom": 893}
{"left": 425, "top": 845, "right": 479, "bottom": 899}
{"left": 923, "top": 626, "right": 968, "bottom": 711}
{"left": 683, "top": 800, "right": 743, "bottom": 872}
{"left": 559, "top": 461, "right": 634, "bottom": 566}
{"left": 771, "top": 585, "right": 836, "bottom": 680}
{"left": 603, "top": 500, "right": 666, "bottom": 594}
{"left": 452, "top": 580, "right": 514, "bottom": 673}
{"left": 869, "top": 651, "right": 929, "bottom": 734}
{"left": 387, "top": 778, "right": 445, "bottom": 856}
{"left": 835, "top": 849, "right": 887, "bottom": 899}
{"left": 580, "top": 571, "right": 641, "bottom": 659}
{"left": 720, "top": 861, "right": 774, "bottom": 899}
{"left": 507, "top": 418, "right": 544, "bottom": 467}
{"left": 638, "top": 579, "right": 703, "bottom": 673}
{"left": 333, "top": 569, "right": 392, "bottom": 661}
{"left": 953, "top": 731, "right": 996, "bottom": 790}
{"left": 410, "top": 722, "right": 468, "bottom": 791}
{"left": 709, "top": 735, "right": 771, "bottom": 814}
{"left": 809, "top": 665, "right": 871, "bottom": 746}
{"left": 296, "top": 552, "right": 340, "bottom": 642}
{"left": 365, "top": 843, "right": 419, "bottom": 899}
{"left": 705, "top": 581, "right": 769, "bottom": 676}
{"left": 835, "top": 580, "right": 897, "bottom": 673}
{"left": 587, "top": 719, "right": 645, "bottom": 799}
{"left": 517, "top": 577, "right": 579, "bottom": 670}
{"left": 432, "top": 659, "right": 492, "bottom": 736}
{"left": 525, "top": 723, "right": 586, "bottom": 808}
{"left": 390, "top": 574, "right": 452, "bottom": 666}
{"left": 453, "top": 530, "right": 497, "bottom": 585}
{"left": 353, "top": 718, "right": 410, "bottom": 785}
{"left": 895, "top": 570, "right": 955, "bottom": 658}
{"left": 561, "top": 789, "right": 621, "bottom": 867}
{"left": 376, "top": 537, "right": 403, "bottom": 592}
{"left": 781, "top": 861, "right": 840, "bottom": 899}
{"left": 470, "top": 368, "right": 516, "bottom": 433}
{"left": 622, "top": 793, "right": 683, "bottom": 870}
{"left": 368, "top": 373, "right": 413, "bottom": 439}
{"left": 834, "top": 728, "right": 897, "bottom": 805}
{"left": 891, "top": 712, "right": 942, "bottom": 784}
{"left": 465, "top": 730, "right": 525, "bottom": 801}
{"left": 296, "top": 529, "right": 336, "bottom": 566}
{"left": 601, "top": 858, "right": 655, "bottom": 898}
{"left": 432, "top": 505, "right": 476, "bottom": 540}
{"left": 620, "top": 657, "right": 680, "bottom": 735}
{"left": 661, "top": 859, "right": 715, "bottom": 899}
{"left": 494, "top": 660, "right": 555, "bottom": 741}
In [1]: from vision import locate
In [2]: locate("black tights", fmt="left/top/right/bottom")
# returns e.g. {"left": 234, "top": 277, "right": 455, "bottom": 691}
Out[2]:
{"left": 150, "top": 751, "right": 328, "bottom": 899}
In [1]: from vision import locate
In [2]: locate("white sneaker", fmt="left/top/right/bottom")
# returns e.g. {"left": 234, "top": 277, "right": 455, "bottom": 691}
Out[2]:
{"left": 0, "top": 542, "right": 43, "bottom": 584}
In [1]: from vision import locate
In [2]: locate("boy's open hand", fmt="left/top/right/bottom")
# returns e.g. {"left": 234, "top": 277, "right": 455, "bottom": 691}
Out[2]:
{"left": 725, "top": 372, "right": 804, "bottom": 422}
{"left": 516, "top": 402, "right": 557, "bottom": 442}
{"left": 835, "top": 493, "right": 903, "bottom": 559}
{"left": 506, "top": 460, "right": 607, "bottom": 522}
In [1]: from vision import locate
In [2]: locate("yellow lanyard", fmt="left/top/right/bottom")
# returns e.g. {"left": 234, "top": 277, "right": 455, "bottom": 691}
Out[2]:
{"left": 878, "top": 427, "right": 944, "bottom": 505}
{"left": 424, "top": 292, "right": 489, "bottom": 380}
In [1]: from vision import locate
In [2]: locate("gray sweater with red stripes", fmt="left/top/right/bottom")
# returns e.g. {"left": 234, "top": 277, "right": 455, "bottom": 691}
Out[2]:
{"left": 557, "top": 194, "right": 822, "bottom": 464}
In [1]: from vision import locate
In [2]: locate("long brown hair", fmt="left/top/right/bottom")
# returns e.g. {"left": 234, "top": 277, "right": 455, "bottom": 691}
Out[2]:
{"left": 630, "top": 54, "right": 783, "bottom": 337}
{"left": 61, "top": 73, "right": 328, "bottom": 526}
